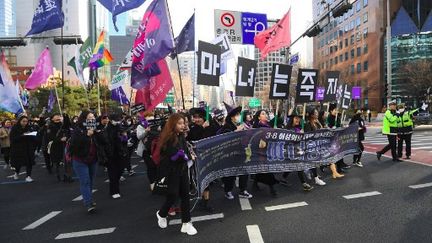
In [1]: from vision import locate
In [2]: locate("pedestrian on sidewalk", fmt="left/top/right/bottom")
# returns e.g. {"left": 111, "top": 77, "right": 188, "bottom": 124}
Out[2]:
{"left": 376, "top": 100, "right": 401, "bottom": 162}
{"left": 156, "top": 113, "right": 197, "bottom": 236}
{"left": 69, "top": 111, "right": 98, "bottom": 213}
{"left": 0, "top": 119, "right": 12, "bottom": 170}
{"left": 10, "top": 115, "right": 36, "bottom": 182}
{"left": 349, "top": 110, "right": 366, "bottom": 167}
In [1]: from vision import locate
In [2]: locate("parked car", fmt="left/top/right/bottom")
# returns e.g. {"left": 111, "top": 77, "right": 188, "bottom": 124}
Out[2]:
{"left": 413, "top": 112, "right": 431, "bottom": 125}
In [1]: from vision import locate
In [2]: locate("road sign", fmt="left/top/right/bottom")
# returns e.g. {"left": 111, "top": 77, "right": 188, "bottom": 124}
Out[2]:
{"left": 289, "top": 53, "right": 300, "bottom": 65}
{"left": 214, "top": 10, "right": 243, "bottom": 44}
{"left": 241, "top": 12, "right": 267, "bottom": 45}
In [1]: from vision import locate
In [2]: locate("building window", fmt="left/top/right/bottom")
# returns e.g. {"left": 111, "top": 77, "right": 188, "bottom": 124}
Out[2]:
{"left": 345, "top": 52, "right": 349, "bottom": 60}
{"left": 351, "top": 64, "right": 355, "bottom": 74}
{"left": 357, "top": 63, "right": 361, "bottom": 73}
{"left": 363, "top": 44, "right": 368, "bottom": 54}
{"left": 339, "top": 54, "right": 343, "bottom": 62}
{"left": 344, "top": 24, "right": 349, "bottom": 32}
{"left": 339, "top": 41, "right": 343, "bottom": 49}
{"left": 330, "top": 46, "right": 333, "bottom": 54}
{"left": 335, "top": 57, "right": 338, "bottom": 65}
{"left": 350, "top": 20, "right": 354, "bottom": 30}
{"left": 356, "top": 1, "right": 361, "bottom": 12}
{"left": 364, "top": 0, "right": 368, "bottom": 7}
{"left": 363, "top": 12, "right": 368, "bottom": 23}
{"left": 345, "top": 38, "right": 348, "bottom": 47}
{"left": 330, "top": 59, "right": 333, "bottom": 66}
{"left": 357, "top": 47, "right": 361, "bottom": 56}
{"left": 364, "top": 61, "right": 369, "bottom": 71}
{"left": 350, "top": 8, "right": 354, "bottom": 17}
{"left": 351, "top": 49, "right": 355, "bottom": 58}
{"left": 335, "top": 45, "right": 338, "bottom": 52}
{"left": 356, "top": 17, "right": 361, "bottom": 29}
{"left": 363, "top": 28, "right": 368, "bottom": 38}
{"left": 350, "top": 35, "right": 354, "bottom": 44}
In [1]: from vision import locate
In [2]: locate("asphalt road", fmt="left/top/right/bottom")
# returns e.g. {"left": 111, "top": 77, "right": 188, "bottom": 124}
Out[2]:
{"left": 1, "top": 151, "right": 432, "bottom": 243}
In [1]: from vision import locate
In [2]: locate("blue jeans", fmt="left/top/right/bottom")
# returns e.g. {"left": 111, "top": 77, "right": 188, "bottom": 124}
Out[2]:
{"left": 72, "top": 160, "right": 97, "bottom": 207}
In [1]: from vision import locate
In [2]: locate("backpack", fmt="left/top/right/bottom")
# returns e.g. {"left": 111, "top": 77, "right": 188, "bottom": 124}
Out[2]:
{"left": 150, "top": 136, "right": 161, "bottom": 166}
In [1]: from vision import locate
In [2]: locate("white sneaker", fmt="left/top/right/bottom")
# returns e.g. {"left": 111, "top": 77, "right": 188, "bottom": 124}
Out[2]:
{"left": 3, "top": 164, "right": 8, "bottom": 170}
{"left": 354, "top": 161, "right": 364, "bottom": 168}
{"left": 314, "top": 177, "right": 326, "bottom": 186}
{"left": 112, "top": 193, "right": 121, "bottom": 199}
{"left": 13, "top": 173, "right": 19, "bottom": 180}
{"left": 181, "top": 222, "right": 197, "bottom": 235}
{"left": 120, "top": 176, "right": 126, "bottom": 182}
{"left": 225, "top": 191, "right": 234, "bottom": 200}
{"left": 25, "top": 176, "right": 33, "bottom": 183}
{"left": 156, "top": 211, "right": 167, "bottom": 229}
{"left": 239, "top": 190, "right": 253, "bottom": 199}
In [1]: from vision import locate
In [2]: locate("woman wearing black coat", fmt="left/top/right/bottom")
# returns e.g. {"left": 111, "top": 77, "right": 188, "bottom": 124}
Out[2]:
{"left": 47, "top": 114, "right": 68, "bottom": 182}
{"left": 156, "top": 113, "right": 197, "bottom": 236}
{"left": 252, "top": 110, "right": 279, "bottom": 196}
{"left": 349, "top": 110, "right": 366, "bottom": 167}
{"left": 10, "top": 115, "right": 36, "bottom": 182}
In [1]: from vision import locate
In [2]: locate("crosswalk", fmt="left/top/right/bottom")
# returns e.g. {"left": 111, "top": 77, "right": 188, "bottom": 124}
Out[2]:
{"left": 364, "top": 133, "right": 432, "bottom": 151}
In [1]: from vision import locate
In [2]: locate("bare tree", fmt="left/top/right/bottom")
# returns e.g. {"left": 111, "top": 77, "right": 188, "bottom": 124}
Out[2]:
{"left": 400, "top": 59, "right": 432, "bottom": 98}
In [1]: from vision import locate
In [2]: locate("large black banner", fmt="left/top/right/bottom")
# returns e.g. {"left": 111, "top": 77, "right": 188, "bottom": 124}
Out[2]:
{"left": 235, "top": 57, "right": 257, "bottom": 97}
{"left": 324, "top": 71, "right": 340, "bottom": 102}
{"left": 193, "top": 125, "right": 360, "bottom": 195}
{"left": 269, "top": 63, "right": 292, "bottom": 99}
{"left": 197, "top": 41, "right": 221, "bottom": 86}
{"left": 295, "top": 69, "right": 318, "bottom": 103}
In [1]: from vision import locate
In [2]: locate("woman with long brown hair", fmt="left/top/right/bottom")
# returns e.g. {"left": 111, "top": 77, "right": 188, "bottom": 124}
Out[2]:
{"left": 156, "top": 113, "right": 197, "bottom": 236}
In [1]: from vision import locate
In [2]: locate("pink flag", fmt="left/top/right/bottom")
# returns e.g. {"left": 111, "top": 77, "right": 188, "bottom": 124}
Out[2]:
{"left": 254, "top": 9, "right": 291, "bottom": 60}
{"left": 25, "top": 48, "right": 53, "bottom": 90}
{"left": 135, "top": 59, "right": 173, "bottom": 111}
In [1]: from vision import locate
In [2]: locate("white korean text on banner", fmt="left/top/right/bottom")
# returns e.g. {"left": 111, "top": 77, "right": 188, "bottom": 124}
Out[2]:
{"left": 269, "top": 63, "right": 292, "bottom": 99}
{"left": 235, "top": 57, "right": 257, "bottom": 97}
{"left": 324, "top": 71, "right": 340, "bottom": 102}
{"left": 197, "top": 41, "right": 221, "bottom": 87}
{"left": 295, "top": 69, "right": 318, "bottom": 103}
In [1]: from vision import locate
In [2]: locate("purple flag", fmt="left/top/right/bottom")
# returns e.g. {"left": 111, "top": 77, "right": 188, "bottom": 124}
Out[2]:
{"left": 131, "top": 0, "right": 174, "bottom": 89}
{"left": 26, "top": 0, "right": 64, "bottom": 36}
{"left": 315, "top": 87, "right": 325, "bottom": 101}
{"left": 130, "top": 62, "right": 161, "bottom": 89}
{"left": 25, "top": 48, "right": 53, "bottom": 90}
{"left": 47, "top": 89, "right": 55, "bottom": 112}
{"left": 352, "top": 86, "right": 362, "bottom": 100}
{"left": 111, "top": 86, "right": 130, "bottom": 105}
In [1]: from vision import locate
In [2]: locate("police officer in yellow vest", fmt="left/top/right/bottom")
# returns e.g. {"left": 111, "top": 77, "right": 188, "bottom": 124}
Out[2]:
{"left": 376, "top": 100, "right": 401, "bottom": 162}
{"left": 396, "top": 103, "right": 419, "bottom": 160}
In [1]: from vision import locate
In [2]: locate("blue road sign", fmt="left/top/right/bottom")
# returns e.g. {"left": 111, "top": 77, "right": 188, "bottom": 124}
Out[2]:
{"left": 289, "top": 53, "right": 300, "bottom": 65}
{"left": 241, "top": 12, "right": 267, "bottom": 45}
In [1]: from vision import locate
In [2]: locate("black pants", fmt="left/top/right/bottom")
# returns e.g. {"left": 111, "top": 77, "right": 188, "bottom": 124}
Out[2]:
{"left": 43, "top": 150, "right": 51, "bottom": 172}
{"left": 143, "top": 152, "right": 157, "bottom": 184}
{"left": 398, "top": 134, "right": 412, "bottom": 157}
{"left": 159, "top": 170, "right": 191, "bottom": 223}
{"left": 282, "top": 171, "right": 306, "bottom": 184}
{"left": 15, "top": 164, "right": 32, "bottom": 177}
{"left": 107, "top": 162, "right": 122, "bottom": 195}
{"left": 379, "top": 135, "right": 398, "bottom": 160}
{"left": 353, "top": 141, "right": 364, "bottom": 162}
{"left": 51, "top": 158, "right": 62, "bottom": 177}
{"left": 223, "top": 175, "right": 249, "bottom": 192}
{"left": 1, "top": 147, "right": 10, "bottom": 165}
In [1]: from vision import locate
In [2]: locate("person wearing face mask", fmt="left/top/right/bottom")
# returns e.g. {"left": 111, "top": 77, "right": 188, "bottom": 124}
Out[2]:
{"left": 376, "top": 100, "right": 401, "bottom": 162}
{"left": 218, "top": 104, "right": 253, "bottom": 200}
{"left": 396, "top": 103, "right": 418, "bottom": 160}
{"left": 47, "top": 114, "right": 68, "bottom": 182}
{"left": 122, "top": 115, "right": 136, "bottom": 176}
{"left": 252, "top": 110, "right": 279, "bottom": 196}
{"left": 204, "top": 108, "right": 225, "bottom": 138}
{"left": 0, "top": 119, "right": 12, "bottom": 170}
{"left": 10, "top": 115, "right": 37, "bottom": 182}
{"left": 105, "top": 114, "right": 129, "bottom": 199}
{"left": 349, "top": 110, "right": 366, "bottom": 167}
{"left": 156, "top": 113, "right": 197, "bottom": 236}
{"left": 69, "top": 111, "right": 99, "bottom": 213}
{"left": 243, "top": 111, "right": 253, "bottom": 130}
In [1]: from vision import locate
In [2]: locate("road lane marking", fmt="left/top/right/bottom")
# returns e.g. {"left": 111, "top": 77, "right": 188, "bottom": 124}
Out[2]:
{"left": 23, "top": 211, "right": 62, "bottom": 230}
{"left": 247, "top": 225, "right": 265, "bottom": 243}
{"left": 55, "top": 227, "right": 116, "bottom": 240}
{"left": 72, "top": 189, "right": 97, "bottom": 201}
{"left": 265, "top": 201, "right": 308, "bottom": 211}
{"left": 343, "top": 191, "right": 382, "bottom": 199}
{"left": 409, "top": 182, "right": 432, "bottom": 189}
{"left": 169, "top": 213, "right": 224, "bottom": 225}
{"left": 239, "top": 198, "right": 252, "bottom": 211}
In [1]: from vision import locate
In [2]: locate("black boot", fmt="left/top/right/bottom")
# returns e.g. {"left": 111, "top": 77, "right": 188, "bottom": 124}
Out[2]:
{"left": 269, "top": 185, "right": 277, "bottom": 197}
{"left": 199, "top": 199, "right": 214, "bottom": 213}
{"left": 253, "top": 180, "right": 261, "bottom": 191}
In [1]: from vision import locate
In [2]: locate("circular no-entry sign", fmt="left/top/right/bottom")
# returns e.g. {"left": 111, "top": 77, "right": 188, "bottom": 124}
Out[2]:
{"left": 221, "top": 12, "right": 235, "bottom": 27}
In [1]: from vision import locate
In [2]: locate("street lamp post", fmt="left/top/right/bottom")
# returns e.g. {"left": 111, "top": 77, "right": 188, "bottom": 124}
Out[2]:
{"left": 386, "top": 0, "right": 392, "bottom": 105}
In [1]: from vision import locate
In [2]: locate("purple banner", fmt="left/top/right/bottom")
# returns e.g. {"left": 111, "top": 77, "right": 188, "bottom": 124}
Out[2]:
{"left": 352, "top": 86, "right": 361, "bottom": 100}
{"left": 316, "top": 86, "right": 325, "bottom": 101}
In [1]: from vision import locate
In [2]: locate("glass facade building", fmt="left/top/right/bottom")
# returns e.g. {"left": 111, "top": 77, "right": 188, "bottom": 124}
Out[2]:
{"left": 0, "top": 0, "right": 16, "bottom": 37}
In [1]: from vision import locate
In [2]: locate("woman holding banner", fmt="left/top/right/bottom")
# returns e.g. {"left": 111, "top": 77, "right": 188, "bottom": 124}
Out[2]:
{"left": 252, "top": 110, "right": 279, "bottom": 196}
{"left": 327, "top": 104, "right": 351, "bottom": 173}
{"left": 156, "top": 113, "right": 197, "bottom": 236}
{"left": 218, "top": 104, "right": 253, "bottom": 200}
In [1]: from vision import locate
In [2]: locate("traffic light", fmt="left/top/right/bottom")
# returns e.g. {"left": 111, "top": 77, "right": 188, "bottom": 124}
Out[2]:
{"left": 305, "top": 24, "right": 322, "bottom": 37}
{"left": 0, "top": 38, "right": 27, "bottom": 47}
{"left": 332, "top": 0, "right": 353, "bottom": 18}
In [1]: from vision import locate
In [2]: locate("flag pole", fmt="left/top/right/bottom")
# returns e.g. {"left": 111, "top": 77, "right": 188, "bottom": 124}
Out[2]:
{"left": 61, "top": 26, "right": 65, "bottom": 112}
{"left": 166, "top": 0, "right": 186, "bottom": 110}
{"left": 97, "top": 74, "right": 101, "bottom": 116}
{"left": 55, "top": 73, "right": 63, "bottom": 115}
